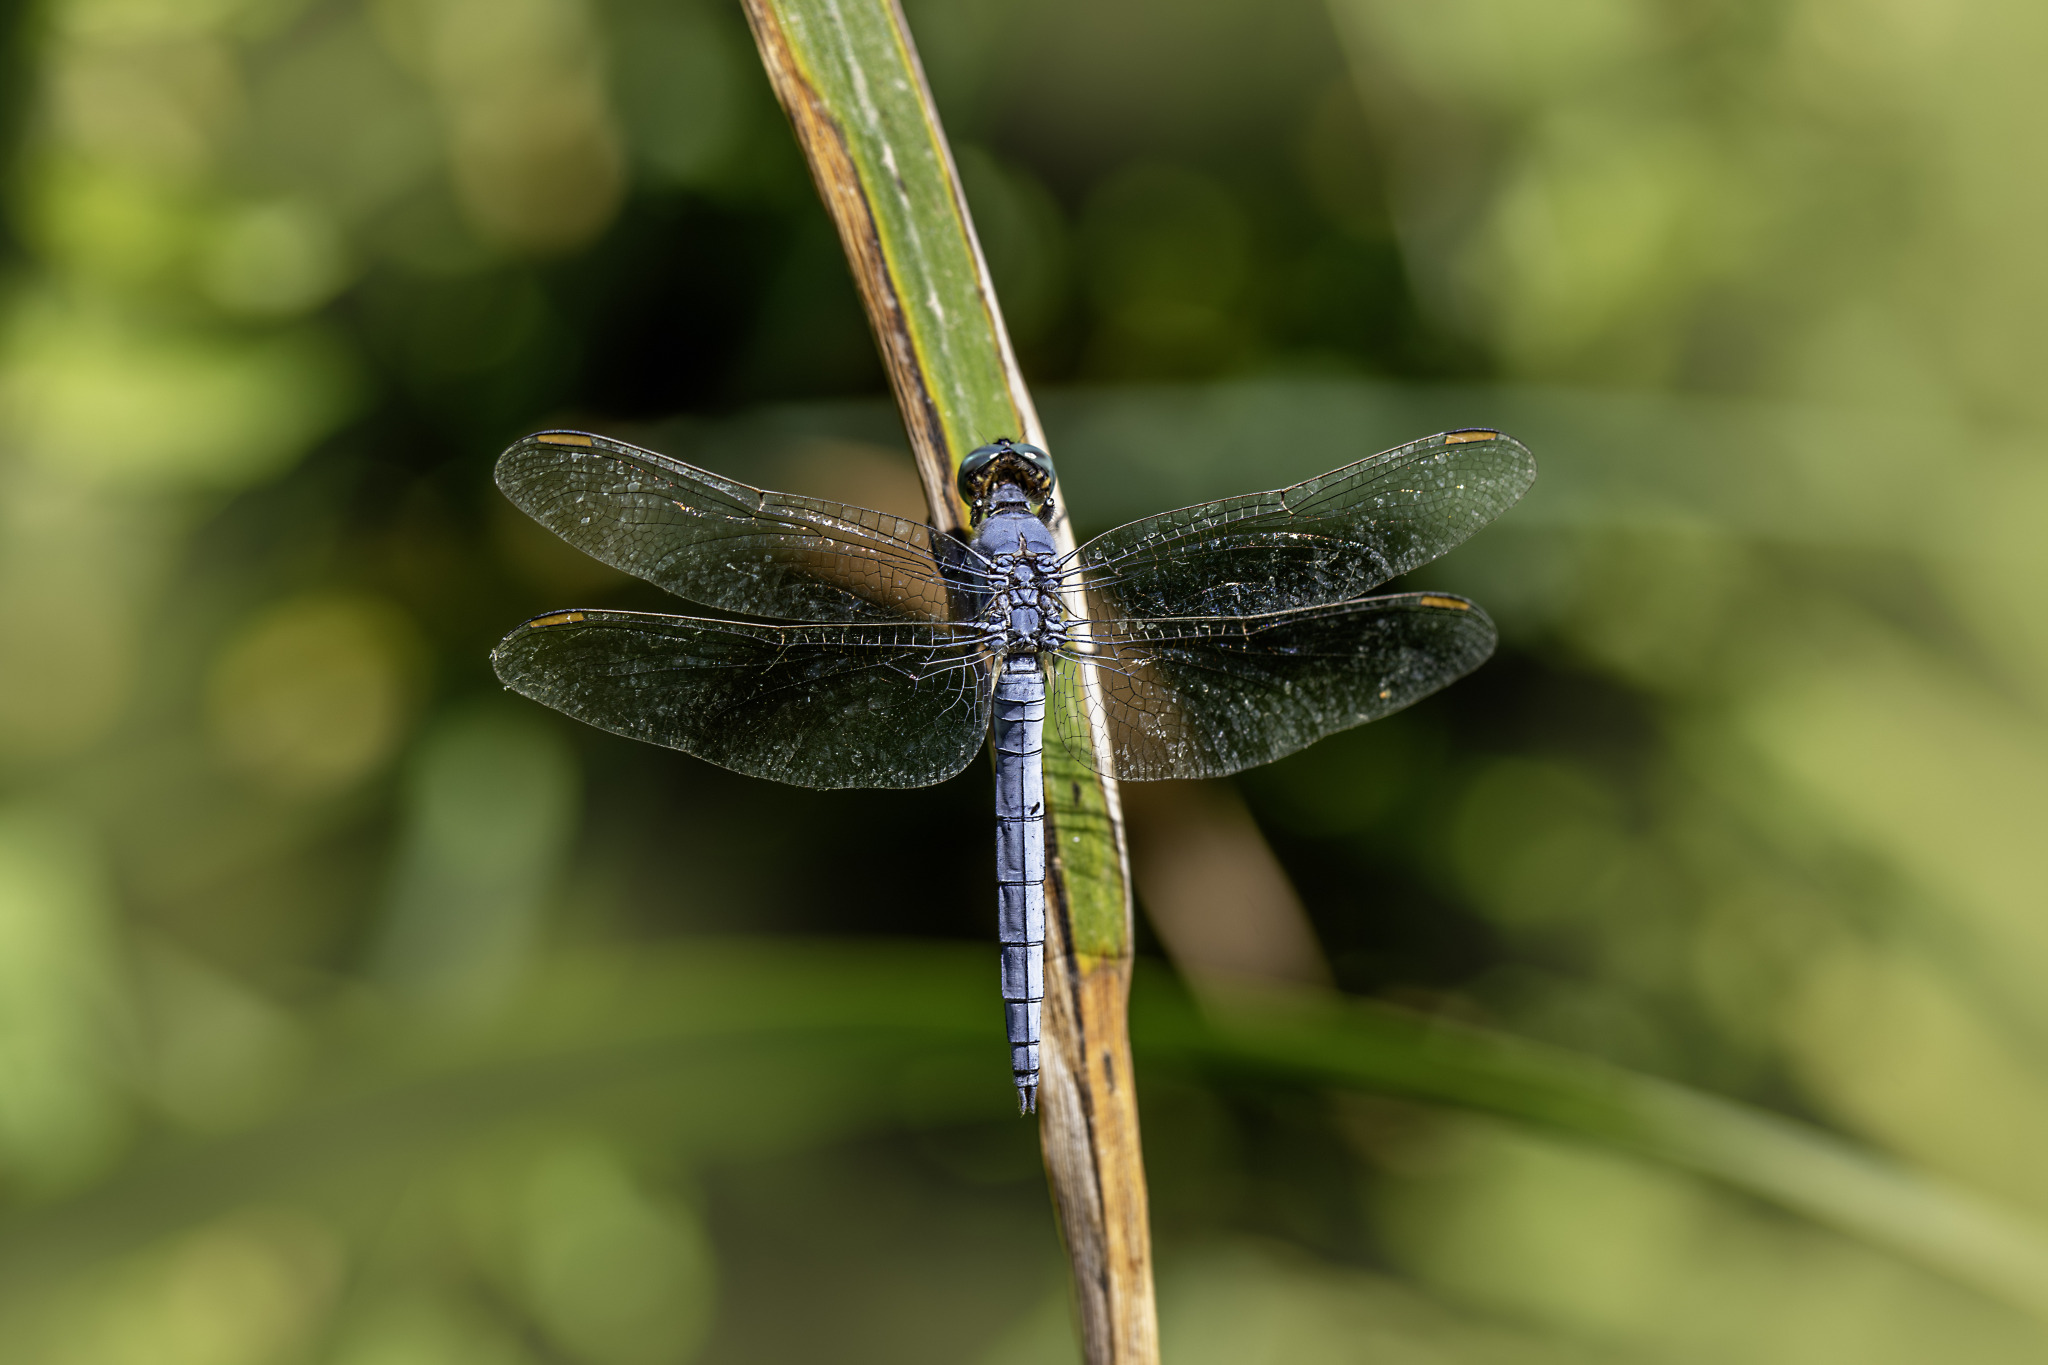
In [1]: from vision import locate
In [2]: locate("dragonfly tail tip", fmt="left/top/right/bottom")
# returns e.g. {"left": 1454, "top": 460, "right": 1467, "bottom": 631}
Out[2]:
{"left": 1018, "top": 1081, "right": 1038, "bottom": 1115}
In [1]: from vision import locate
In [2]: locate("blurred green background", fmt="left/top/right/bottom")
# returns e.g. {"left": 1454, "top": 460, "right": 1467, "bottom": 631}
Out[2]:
{"left": 4, "top": 0, "right": 2048, "bottom": 1360}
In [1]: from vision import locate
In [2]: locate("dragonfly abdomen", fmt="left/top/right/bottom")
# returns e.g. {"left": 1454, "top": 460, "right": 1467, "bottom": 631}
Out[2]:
{"left": 993, "top": 656, "right": 1047, "bottom": 1114}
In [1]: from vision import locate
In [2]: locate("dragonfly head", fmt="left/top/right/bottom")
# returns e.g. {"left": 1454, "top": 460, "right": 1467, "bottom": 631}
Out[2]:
{"left": 959, "top": 438, "right": 1056, "bottom": 523}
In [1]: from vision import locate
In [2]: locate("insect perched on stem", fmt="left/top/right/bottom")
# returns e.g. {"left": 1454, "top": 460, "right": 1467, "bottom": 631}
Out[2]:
{"left": 492, "top": 426, "right": 1534, "bottom": 1111}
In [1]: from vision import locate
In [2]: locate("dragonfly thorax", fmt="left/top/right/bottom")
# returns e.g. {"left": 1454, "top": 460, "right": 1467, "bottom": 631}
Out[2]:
{"left": 970, "top": 495, "right": 1066, "bottom": 658}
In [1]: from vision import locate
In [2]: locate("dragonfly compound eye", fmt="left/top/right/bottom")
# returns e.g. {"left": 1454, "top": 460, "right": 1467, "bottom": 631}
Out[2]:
{"left": 959, "top": 438, "right": 1056, "bottom": 504}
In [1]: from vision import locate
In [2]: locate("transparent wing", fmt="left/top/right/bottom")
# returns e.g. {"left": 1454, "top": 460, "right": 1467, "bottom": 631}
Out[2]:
{"left": 497, "top": 431, "right": 981, "bottom": 624}
{"left": 492, "top": 609, "right": 996, "bottom": 789}
{"left": 1049, "top": 594, "right": 1495, "bottom": 781}
{"left": 1074, "top": 430, "right": 1534, "bottom": 620}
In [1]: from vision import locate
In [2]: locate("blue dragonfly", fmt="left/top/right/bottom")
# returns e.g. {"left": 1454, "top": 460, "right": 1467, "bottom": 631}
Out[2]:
{"left": 492, "top": 427, "right": 1534, "bottom": 1112}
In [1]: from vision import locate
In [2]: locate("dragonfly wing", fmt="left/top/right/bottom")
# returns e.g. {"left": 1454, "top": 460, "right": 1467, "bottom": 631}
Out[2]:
{"left": 497, "top": 431, "right": 979, "bottom": 623}
{"left": 1049, "top": 593, "right": 1495, "bottom": 781}
{"left": 1073, "top": 430, "right": 1533, "bottom": 620}
{"left": 493, "top": 609, "right": 995, "bottom": 789}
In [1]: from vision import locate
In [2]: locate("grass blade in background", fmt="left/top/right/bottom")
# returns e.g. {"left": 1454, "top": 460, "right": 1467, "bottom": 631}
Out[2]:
{"left": 6, "top": 942, "right": 2047, "bottom": 1329}
{"left": 735, "top": 3, "right": 1156, "bottom": 1360}
{"left": 1161, "top": 987, "right": 2048, "bottom": 1323}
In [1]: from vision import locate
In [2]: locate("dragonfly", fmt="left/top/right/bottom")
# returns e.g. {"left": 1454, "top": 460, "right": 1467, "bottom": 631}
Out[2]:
{"left": 491, "top": 426, "right": 1535, "bottom": 1113}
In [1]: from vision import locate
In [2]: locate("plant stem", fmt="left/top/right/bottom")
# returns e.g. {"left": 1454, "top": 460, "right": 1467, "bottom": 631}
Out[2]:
{"left": 737, "top": 2, "right": 1158, "bottom": 1358}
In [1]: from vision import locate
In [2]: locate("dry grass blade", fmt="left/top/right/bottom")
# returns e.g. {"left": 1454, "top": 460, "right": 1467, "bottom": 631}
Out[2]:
{"left": 737, "top": 2, "right": 1157, "bottom": 1359}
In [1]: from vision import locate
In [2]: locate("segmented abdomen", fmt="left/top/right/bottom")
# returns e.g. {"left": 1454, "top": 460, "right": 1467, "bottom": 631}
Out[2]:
{"left": 992, "top": 657, "right": 1046, "bottom": 1114}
